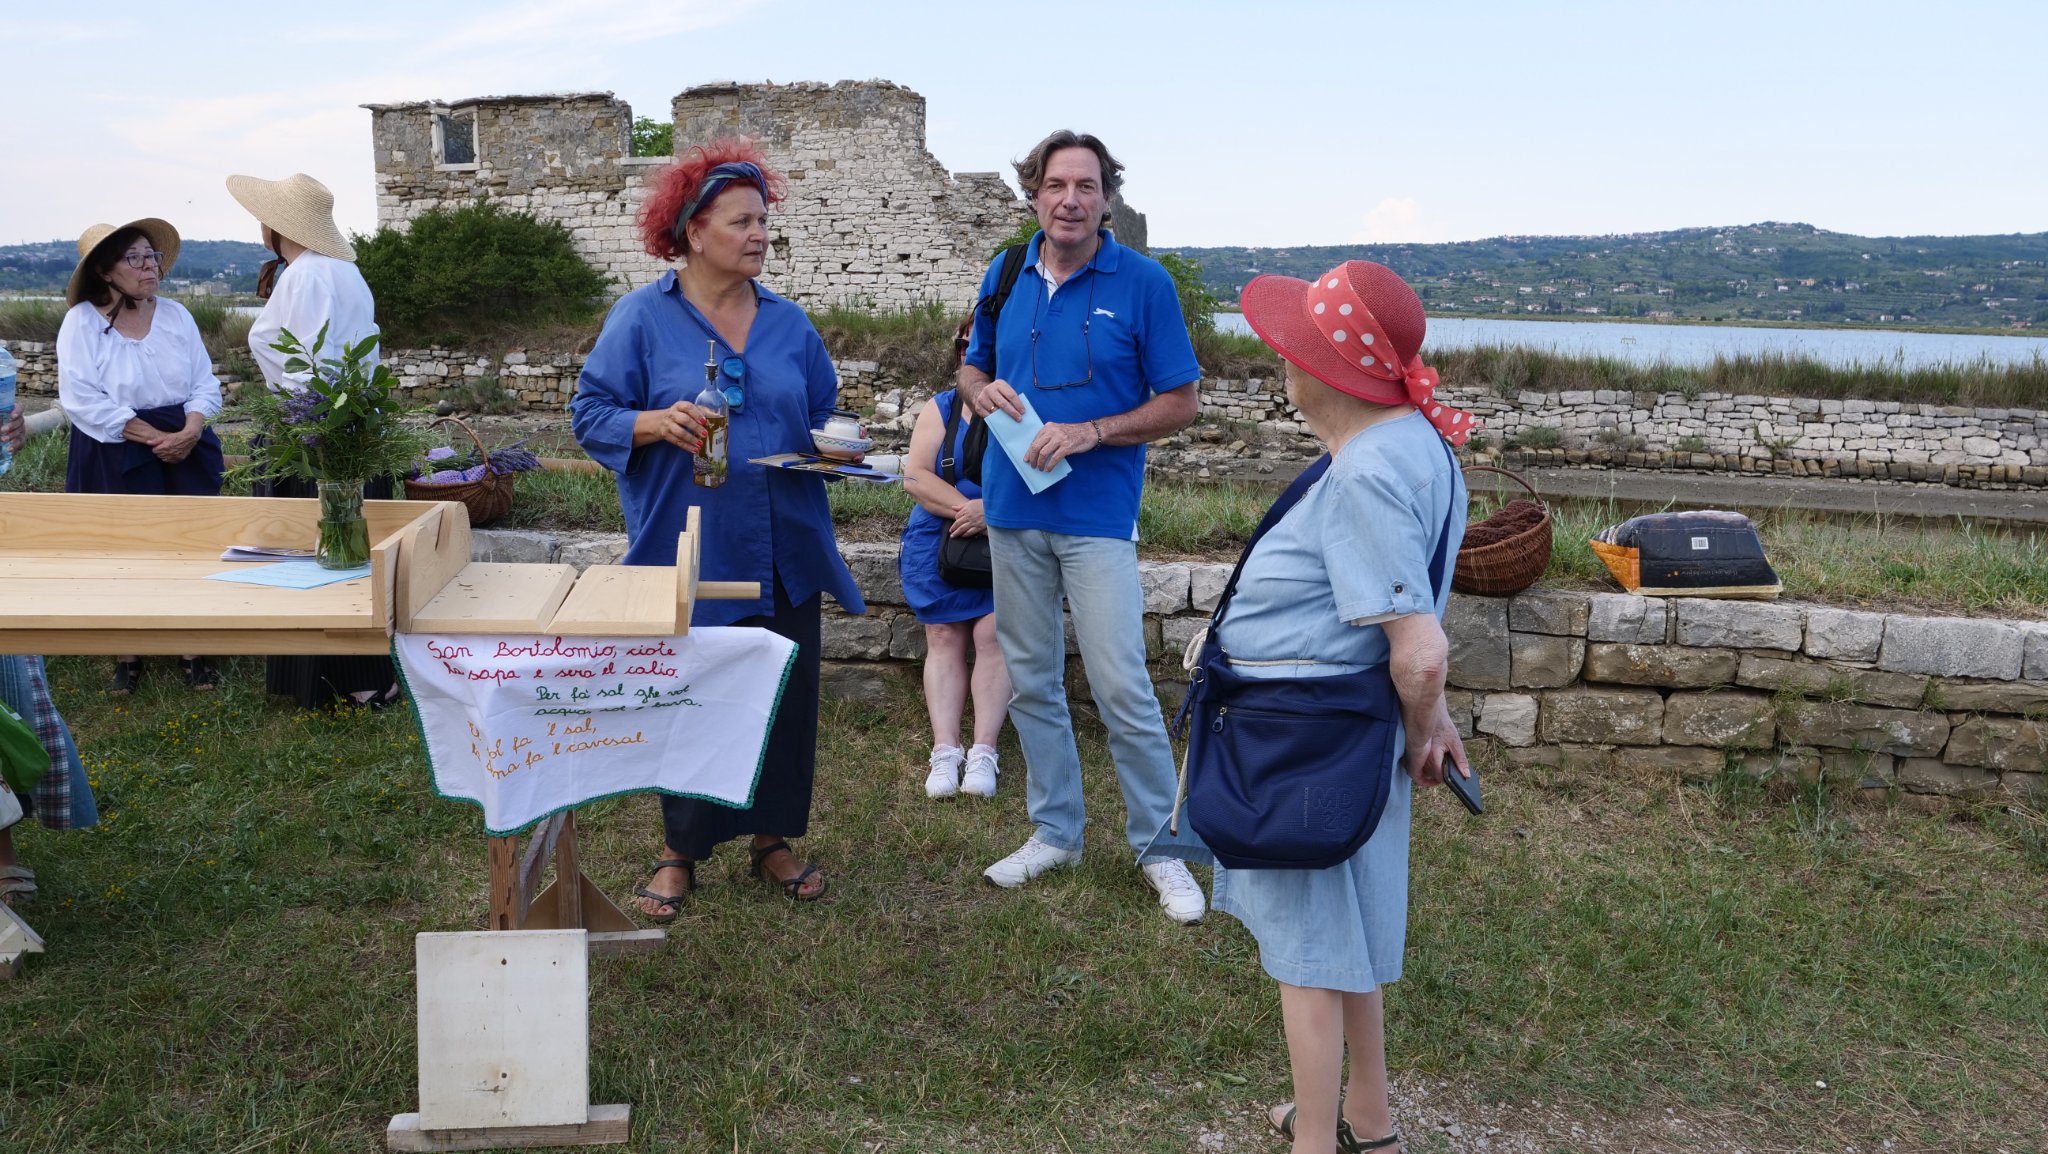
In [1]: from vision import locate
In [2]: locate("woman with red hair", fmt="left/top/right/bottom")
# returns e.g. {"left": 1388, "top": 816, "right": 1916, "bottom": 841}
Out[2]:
{"left": 572, "top": 138, "right": 865, "bottom": 914}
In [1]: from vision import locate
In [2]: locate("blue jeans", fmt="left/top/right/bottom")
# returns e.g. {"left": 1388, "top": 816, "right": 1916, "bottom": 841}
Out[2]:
{"left": 988, "top": 527, "right": 1209, "bottom": 865}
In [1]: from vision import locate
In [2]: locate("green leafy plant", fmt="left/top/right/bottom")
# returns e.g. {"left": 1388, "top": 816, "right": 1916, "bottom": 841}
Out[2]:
{"left": 1676, "top": 434, "right": 1709, "bottom": 453}
{"left": 1153, "top": 251, "right": 1218, "bottom": 337}
{"left": 226, "top": 325, "right": 430, "bottom": 486}
{"left": 630, "top": 116, "right": 673, "bottom": 158}
{"left": 353, "top": 199, "right": 612, "bottom": 347}
{"left": 1514, "top": 424, "right": 1563, "bottom": 449}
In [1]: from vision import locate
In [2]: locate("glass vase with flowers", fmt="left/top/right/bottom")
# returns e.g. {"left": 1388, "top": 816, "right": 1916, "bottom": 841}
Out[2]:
{"left": 227, "top": 324, "right": 429, "bottom": 568}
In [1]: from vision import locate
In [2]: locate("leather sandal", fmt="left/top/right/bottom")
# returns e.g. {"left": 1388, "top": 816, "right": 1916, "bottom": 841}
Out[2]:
{"left": 180, "top": 657, "right": 218, "bottom": 691}
{"left": 109, "top": 659, "right": 143, "bottom": 695}
{"left": 1340, "top": 1125, "right": 1402, "bottom": 1153}
{"left": 747, "top": 840, "right": 826, "bottom": 902}
{"left": 632, "top": 858, "right": 696, "bottom": 923}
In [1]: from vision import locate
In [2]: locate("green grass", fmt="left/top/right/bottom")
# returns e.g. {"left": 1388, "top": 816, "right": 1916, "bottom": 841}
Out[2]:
{"left": 0, "top": 299, "right": 66, "bottom": 343}
{"left": 4, "top": 666, "right": 2045, "bottom": 1150}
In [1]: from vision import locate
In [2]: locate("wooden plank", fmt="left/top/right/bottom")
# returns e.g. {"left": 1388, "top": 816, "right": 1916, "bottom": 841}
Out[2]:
{"left": 415, "top": 930, "right": 588, "bottom": 1130}
{"left": 545, "top": 566, "right": 677, "bottom": 635}
{"left": 411, "top": 564, "right": 577, "bottom": 634}
{"left": 698, "top": 581, "right": 760, "bottom": 601}
{"left": 385, "top": 1104, "right": 629, "bottom": 1151}
{"left": 586, "top": 930, "right": 666, "bottom": 957}
{"left": 396, "top": 502, "right": 474, "bottom": 631}
{"left": 553, "top": 812, "right": 583, "bottom": 930}
{"left": 0, "top": 492, "right": 425, "bottom": 557}
{"left": 524, "top": 873, "right": 637, "bottom": 936}
{"left": 488, "top": 837, "right": 520, "bottom": 932}
{"left": 0, "top": 628, "right": 392, "bottom": 655}
{"left": 516, "top": 813, "right": 568, "bottom": 921}
{"left": 0, "top": 578, "right": 372, "bottom": 630}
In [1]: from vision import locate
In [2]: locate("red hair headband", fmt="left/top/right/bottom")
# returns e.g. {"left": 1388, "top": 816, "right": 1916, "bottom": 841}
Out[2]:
{"left": 1306, "top": 266, "right": 1477, "bottom": 446}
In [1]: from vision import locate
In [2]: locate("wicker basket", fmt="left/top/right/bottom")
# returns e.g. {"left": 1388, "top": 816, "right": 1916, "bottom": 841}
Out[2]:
{"left": 403, "top": 416, "right": 515, "bottom": 528}
{"left": 1452, "top": 466, "right": 1552, "bottom": 597}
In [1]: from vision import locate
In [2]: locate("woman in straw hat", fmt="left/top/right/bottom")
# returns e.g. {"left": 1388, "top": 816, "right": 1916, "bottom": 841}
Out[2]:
{"left": 1200, "top": 260, "right": 1476, "bottom": 1154}
{"left": 55, "top": 218, "right": 225, "bottom": 695}
{"left": 571, "top": 137, "right": 863, "bottom": 912}
{"left": 227, "top": 172, "right": 399, "bottom": 709}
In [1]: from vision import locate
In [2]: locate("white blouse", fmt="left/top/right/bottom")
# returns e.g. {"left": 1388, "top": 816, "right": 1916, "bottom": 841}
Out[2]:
{"left": 55, "top": 298, "right": 224, "bottom": 444}
{"left": 248, "top": 252, "right": 380, "bottom": 391}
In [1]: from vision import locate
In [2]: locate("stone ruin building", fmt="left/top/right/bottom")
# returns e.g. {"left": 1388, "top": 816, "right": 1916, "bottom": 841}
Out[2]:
{"left": 364, "top": 80, "right": 1143, "bottom": 311}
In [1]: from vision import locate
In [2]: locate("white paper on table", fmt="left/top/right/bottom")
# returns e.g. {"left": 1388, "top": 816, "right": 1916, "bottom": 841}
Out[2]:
{"left": 982, "top": 391, "right": 1072, "bottom": 495}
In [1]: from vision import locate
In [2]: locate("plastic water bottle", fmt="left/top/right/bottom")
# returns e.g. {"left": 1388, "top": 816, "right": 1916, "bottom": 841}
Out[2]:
{"left": 0, "top": 342, "right": 17, "bottom": 477}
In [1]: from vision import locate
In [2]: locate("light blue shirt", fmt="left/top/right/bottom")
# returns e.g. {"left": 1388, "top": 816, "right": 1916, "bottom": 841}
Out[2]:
{"left": 570, "top": 272, "right": 865, "bottom": 626}
{"left": 1217, "top": 413, "right": 1466, "bottom": 673}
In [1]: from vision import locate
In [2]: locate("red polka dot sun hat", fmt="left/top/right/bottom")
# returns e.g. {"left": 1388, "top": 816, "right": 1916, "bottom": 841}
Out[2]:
{"left": 1240, "top": 260, "right": 1477, "bottom": 445}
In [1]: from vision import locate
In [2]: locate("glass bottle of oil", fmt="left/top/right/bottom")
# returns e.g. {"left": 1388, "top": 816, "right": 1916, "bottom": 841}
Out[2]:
{"left": 693, "top": 339, "right": 729, "bottom": 488}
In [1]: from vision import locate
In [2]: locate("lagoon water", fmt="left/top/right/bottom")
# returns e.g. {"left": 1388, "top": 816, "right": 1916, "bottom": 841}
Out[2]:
{"left": 1211, "top": 313, "right": 2048, "bottom": 371}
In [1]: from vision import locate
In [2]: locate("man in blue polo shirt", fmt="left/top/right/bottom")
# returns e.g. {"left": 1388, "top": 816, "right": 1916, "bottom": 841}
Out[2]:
{"left": 959, "top": 130, "right": 1209, "bottom": 924}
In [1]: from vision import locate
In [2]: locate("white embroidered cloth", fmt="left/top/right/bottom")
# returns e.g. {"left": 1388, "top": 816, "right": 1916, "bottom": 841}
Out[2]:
{"left": 396, "top": 628, "right": 796, "bottom": 835}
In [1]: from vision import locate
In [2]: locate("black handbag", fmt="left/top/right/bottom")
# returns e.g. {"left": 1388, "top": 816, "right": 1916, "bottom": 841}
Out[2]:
{"left": 1171, "top": 443, "right": 1457, "bottom": 870}
{"left": 935, "top": 394, "right": 993, "bottom": 589}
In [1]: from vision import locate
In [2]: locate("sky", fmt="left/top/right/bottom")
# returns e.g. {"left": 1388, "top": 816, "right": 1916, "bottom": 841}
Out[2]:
{"left": 4, "top": 0, "right": 2044, "bottom": 249}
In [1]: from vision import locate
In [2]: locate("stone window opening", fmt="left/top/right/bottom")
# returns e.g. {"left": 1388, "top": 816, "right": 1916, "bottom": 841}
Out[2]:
{"left": 432, "top": 107, "right": 477, "bottom": 170}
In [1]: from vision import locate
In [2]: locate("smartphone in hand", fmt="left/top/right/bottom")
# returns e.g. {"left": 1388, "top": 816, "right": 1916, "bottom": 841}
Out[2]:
{"left": 1444, "top": 761, "right": 1483, "bottom": 815}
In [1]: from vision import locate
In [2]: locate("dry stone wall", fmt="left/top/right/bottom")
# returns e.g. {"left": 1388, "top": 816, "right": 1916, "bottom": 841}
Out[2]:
{"left": 366, "top": 81, "right": 1028, "bottom": 308}
{"left": 10, "top": 339, "right": 2041, "bottom": 486}
{"left": 1193, "top": 376, "right": 2048, "bottom": 487}
{"left": 471, "top": 527, "right": 2048, "bottom": 800}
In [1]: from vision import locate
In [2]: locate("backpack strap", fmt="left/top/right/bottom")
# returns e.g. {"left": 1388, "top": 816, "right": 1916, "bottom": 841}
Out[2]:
{"left": 975, "top": 242, "right": 1030, "bottom": 329}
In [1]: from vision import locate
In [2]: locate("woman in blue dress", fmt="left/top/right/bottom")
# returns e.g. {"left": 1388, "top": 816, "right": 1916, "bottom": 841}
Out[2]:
{"left": 1219, "top": 261, "right": 1477, "bottom": 1154}
{"left": 899, "top": 319, "right": 1010, "bottom": 799}
{"left": 571, "top": 139, "right": 865, "bottom": 915}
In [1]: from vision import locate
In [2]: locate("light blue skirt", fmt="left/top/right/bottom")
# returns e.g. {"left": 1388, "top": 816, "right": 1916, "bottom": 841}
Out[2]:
{"left": 1211, "top": 773, "right": 1411, "bottom": 993}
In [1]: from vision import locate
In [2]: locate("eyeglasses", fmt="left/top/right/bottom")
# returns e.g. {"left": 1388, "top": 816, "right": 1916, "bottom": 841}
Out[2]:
{"left": 120, "top": 250, "right": 165, "bottom": 270}
{"left": 1029, "top": 273, "right": 1096, "bottom": 390}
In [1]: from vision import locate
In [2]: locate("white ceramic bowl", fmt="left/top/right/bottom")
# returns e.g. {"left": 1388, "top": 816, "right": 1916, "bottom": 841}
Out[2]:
{"left": 811, "top": 430, "right": 872, "bottom": 460}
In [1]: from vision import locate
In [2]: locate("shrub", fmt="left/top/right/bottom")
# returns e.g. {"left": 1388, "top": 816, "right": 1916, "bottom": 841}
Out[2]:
{"left": 354, "top": 199, "right": 612, "bottom": 347}
{"left": 631, "top": 117, "right": 673, "bottom": 158}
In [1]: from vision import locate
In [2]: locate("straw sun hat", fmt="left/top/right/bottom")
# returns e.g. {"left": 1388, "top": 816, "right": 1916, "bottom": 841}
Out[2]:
{"left": 225, "top": 172, "right": 356, "bottom": 262}
{"left": 65, "top": 218, "right": 182, "bottom": 307}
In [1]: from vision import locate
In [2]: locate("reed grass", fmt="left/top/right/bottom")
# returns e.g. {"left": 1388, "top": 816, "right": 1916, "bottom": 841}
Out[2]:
{"left": 1437, "top": 343, "right": 2048, "bottom": 409}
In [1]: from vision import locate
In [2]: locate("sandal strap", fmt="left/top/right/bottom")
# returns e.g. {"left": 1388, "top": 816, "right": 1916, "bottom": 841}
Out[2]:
{"left": 1273, "top": 1104, "right": 1297, "bottom": 1140}
{"left": 1340, "top": 1125, "right": 1402, "bottom": 1152}
{"left": 631, "top": 885, "right": 685, "bottom": 910}
{"left": 747, "top": 840, "right": 792, "bottom": 871}
{"left": 649, "top": 858, "right": 695, "bottom": 873}
{"left": 778, "top": 861, "right": 819, "bottom": 892}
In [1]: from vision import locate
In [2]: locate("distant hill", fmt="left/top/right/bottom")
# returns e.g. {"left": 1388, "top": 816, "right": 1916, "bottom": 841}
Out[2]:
{"left": 0, "top": 239, "right": 272, "bottom": 295}
{"left": 1159, "top": 223, "right": 2048, "bottom": 331}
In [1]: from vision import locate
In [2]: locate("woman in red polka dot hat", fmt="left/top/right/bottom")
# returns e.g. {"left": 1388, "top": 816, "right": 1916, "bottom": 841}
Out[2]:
{"left": 1202, "top": 260, "right": 1474, "bottom": 1154}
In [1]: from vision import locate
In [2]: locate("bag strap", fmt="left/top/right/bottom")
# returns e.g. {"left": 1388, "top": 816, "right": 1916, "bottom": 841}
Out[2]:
{"left": 1208, "top": 435, "right": 1462, "bottom": 635}
{"left": 938, "top": 391, "right": 964, "bottom": 485}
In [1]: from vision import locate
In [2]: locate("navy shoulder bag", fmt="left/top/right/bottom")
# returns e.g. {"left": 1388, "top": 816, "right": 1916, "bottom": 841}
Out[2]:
{"left": 1171, "top": 443, "right": 1456, "bottom": 870}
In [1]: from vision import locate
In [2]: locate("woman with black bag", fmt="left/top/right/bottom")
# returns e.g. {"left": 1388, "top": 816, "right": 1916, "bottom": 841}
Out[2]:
{"left": 1198, "top": 261, "right": 1475, "bottom": 1154}
{"left": 899, "top": 319, "right": 1011, "bottom": 799}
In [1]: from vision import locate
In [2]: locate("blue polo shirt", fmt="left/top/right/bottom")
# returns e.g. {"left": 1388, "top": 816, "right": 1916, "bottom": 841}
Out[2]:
{"left": 570, "top": 271, "right": 865, "bottom": 626}
{"left": 964, "top": 231, "right": 1200, "bottom": 540}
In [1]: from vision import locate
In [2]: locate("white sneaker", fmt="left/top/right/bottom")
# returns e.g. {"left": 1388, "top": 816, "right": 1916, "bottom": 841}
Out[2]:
{"left": 960, "top": 744, "right": 999, "bottom": 797}
{"left": 983, "top": 835, "right": 1081, "bottom": 888}
{"left": 924, "top": 745, "right": 963, "bottom": 798}
{"left": 1141, "top": 859, "right": 1206, "bottom": 924}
